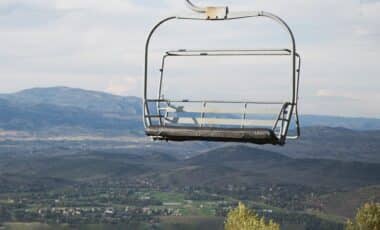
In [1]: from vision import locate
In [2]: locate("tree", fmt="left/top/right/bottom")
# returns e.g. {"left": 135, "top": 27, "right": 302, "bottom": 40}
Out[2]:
{"left": 346, "top": 202, "right": 380, "bottom": 230}
{"left": 225, "top": 202, "right": 280, "bottom": 230}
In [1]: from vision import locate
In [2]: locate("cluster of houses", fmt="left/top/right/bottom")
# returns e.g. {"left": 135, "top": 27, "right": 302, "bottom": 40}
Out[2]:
{"left": 36, "top": 205, "right": 182, "bottom": 218}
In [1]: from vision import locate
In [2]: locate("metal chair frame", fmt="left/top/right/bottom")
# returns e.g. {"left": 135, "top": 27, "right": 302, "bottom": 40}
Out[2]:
{"left": 143, "top": 1, "right": 301, "bottom": 145}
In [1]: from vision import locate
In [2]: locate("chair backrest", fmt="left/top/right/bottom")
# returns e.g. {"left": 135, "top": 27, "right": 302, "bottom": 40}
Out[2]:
{"left": 159, "top": 100, "right": 287, "bottom": 130}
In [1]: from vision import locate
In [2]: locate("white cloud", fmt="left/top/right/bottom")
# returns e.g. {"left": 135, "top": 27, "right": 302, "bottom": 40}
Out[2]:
{"left": 0, "top": 0, "right": 379, "bottom": 117}
{"left": 54, "top": 0, "right": 135, "bottom": 12}
{"left": 316, "top": 89, "right": 359, "bottom": 101}
{"left": 106, "top": 76, "right": 139, "bottom": 96}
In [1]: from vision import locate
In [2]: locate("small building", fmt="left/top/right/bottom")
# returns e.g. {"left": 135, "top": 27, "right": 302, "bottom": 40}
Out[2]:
{"left": 104, "top": 207, "right": 114, "bottom": 215}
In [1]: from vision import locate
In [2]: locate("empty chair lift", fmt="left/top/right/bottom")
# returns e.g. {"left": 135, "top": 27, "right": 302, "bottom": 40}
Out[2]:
{"left": 143, "top": 0, "right": 302, "bottom": 145}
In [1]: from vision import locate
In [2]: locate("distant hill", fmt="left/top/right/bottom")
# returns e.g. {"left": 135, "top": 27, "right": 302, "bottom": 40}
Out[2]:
{"left": 154, "top": 145, "right": 380, "bottom": 189}
{"left": 0, "top": 99, "right": 142, "bottom": 136}
{"left": 0, "top": 87, "right": 141, "bottom": 115}
{"left": 187, "top": 145, "right": 288, "bottom": 164}
{"left": 0, "top": 87, "right": 142, "bottom": 136}
{"left": 261, "top": 126, "right": 380, "bottom": 163}
{"left": 2, "top": 143, "right": 378, "bottom": 193}
{"left": 0, "top": 87, "right": 379, "bottom": 130}
{"left": 320, "top": 185, "right": 380, "bottom": 218}
{"left": 0, "top": 86, "right": 379, "bottom": 141}
{"left": 300, "top": 115, "right": 380, "bottom": 130}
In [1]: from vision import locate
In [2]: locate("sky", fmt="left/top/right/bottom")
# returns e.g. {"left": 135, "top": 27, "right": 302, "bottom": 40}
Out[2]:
{"left": 0, "top": 0, "right": 379, "bottom": 118}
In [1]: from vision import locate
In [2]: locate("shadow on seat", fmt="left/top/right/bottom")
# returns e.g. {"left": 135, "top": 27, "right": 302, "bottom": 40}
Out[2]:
{"left": 145, "top": 126, "right": 280, "bottom": 145}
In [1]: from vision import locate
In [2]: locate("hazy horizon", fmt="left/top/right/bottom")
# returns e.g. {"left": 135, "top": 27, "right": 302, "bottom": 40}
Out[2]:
{"left": 2, "top": 85, "right": 380, "bottom": 120}
{"left": 1, "top": 0, "right": 379, "bottom": 117}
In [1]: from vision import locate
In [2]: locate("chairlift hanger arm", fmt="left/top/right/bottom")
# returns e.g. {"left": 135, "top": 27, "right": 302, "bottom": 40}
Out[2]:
{"left": 185, "top": 0, "right": 229, "bottom": 19}
{"left": 185, "top": 0, "right": 207, "bottom": 13}
{"left": 165, "top": 49, "right": 295, "bottom": 57}
{"left": 183, "top": 1, "right": 275, "bottom": 21}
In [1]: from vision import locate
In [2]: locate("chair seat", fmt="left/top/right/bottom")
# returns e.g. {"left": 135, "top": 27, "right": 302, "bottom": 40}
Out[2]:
{"left": 145, "top": 126, "right": 280, "bottom": 145}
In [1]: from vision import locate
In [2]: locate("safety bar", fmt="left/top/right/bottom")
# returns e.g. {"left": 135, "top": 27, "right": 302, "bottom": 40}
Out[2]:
{"left": 166, "top": 49, "right": 295, "bottom": 56}
{"left": 146, "top": 99, "right": 286, "bottom": 105}
{"left": 144, "top": 99, "right": 293, "bottom": 139}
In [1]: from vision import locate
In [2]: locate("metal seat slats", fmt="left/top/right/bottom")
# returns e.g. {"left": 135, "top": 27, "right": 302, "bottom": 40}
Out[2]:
{"left": 146, "top": 126, "right": 279, "bottom": 145}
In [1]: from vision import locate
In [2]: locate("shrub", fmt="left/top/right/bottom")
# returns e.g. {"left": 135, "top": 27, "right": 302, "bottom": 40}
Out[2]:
{"left": 225, "top": 202, "right": 280, "bottom": 230}
{"left": 346, "top": 202, "right": 380, "bottom": 230}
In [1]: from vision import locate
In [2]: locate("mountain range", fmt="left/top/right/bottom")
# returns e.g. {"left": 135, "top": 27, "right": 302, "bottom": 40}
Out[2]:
{"left": 1, "top": 87, "right": 380, "bottom": 163}
{"left": 1, "top": 87, "right": 380, "bottom": 132}
{"left": 0, "top": 87, "right": 142, "bottom": 136}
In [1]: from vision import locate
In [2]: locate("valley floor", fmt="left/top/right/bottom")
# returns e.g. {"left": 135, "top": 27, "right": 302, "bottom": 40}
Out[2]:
{"left": 0, "top": 140, "right": 379, "bottom": 230}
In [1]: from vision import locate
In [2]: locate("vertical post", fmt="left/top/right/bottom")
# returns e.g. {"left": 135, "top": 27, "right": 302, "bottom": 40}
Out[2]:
{"left": 261, "top": 12, "right": 297, "bottom": 144}
{"left": 241, "top": 103, "right": 248, "bottom": 128}
{"left": 144, "top": 17, "right": 176, "bottom": 128}
{"left": 201, "top": 102, "right": 207, "bottom": 127}
{"left": 157, "top": 55, "right": 168, "bottom": 126}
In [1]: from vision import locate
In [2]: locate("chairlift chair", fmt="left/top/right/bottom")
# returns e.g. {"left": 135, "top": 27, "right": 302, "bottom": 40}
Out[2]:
{"left": 143, "top": 0, "right": 301, "bottom": 145}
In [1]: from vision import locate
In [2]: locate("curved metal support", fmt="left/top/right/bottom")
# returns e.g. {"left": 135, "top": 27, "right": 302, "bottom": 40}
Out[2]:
{"left": 260, "top": 12, "right": 297, "bottom": 143}
{"left": 144, "top": 16, "right": 177, "bottom": 128}
{"left": 184, "top": 0, "right": 229, "bottom": 20}
{"left": 185, "top": 0, "right": 206, "bottom": 13}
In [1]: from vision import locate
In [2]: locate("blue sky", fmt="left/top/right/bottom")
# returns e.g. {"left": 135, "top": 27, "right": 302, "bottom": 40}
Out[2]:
{"left": 0, "top": 0, "right": 379, "bottom": 118}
